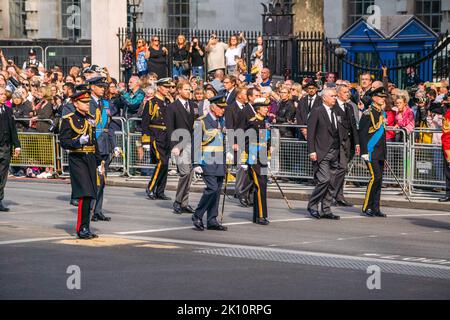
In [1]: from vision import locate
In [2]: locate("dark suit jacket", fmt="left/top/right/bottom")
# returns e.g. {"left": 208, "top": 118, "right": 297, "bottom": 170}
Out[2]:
{"left": 0, "top": 105, "right": 21, "bottom": 150}
{"left": 225, "top": 88, "right": 237, "bottom": 105}
{"left": 295, "top": 94, "right": 322, "bottom": 126}
{"left": 166, "top": 99, "right": 197, "bottom": 150}
{"left": 307, "top": 104, "right": 340, "bottom": 163}
{"left": 224, "top": 101, "right": 244, "bottom": 130}
{"left": 242, "top": 103, "right": 256, "bottom": 129}
{"left": 334, "top": 101, "right": 359, "bottom": 158}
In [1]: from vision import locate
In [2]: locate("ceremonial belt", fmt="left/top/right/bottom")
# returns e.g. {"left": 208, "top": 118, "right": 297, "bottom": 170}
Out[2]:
{"left": 70, "top": 145, "right": 96, "bottom": 153}
{"left": 202, "top": 146, "right": 224, "bottom": 152}
{"left": 149, "top": 124, "right": 167, "bottom": 130}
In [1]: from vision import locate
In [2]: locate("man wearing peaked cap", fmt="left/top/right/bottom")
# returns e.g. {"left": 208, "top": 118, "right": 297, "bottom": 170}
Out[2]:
{"left": 88, "top": 75, "right": 118, "bottom": 222}
{"left": 81, "top": 56, "right": 91, "bottom": 73}
{"left": 59, "top": 88, "right": 102, "bottom": 239}
{"left": 359, "top": 85, "right": 388, "bottom": 218}
{"left": 22, "top": 48, "right": 44, "bottom": 70}
{"left": 191, "top": 94, "right": 228, "bottom": 231}
{"left": 142, "top": 78, "right": 174, "bottom": 201}
{"left": 243, "top": 97, "right": 272, "bottom": 225}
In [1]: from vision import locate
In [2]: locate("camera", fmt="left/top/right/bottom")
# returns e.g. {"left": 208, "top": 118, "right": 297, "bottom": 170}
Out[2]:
{"left": 413, "top": 96, "right": 429, "bottom": 105}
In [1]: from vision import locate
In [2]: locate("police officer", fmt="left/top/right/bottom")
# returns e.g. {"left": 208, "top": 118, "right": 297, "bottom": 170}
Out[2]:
{"left": 87, "top": 77, "right": 121, "bottom": 222}
{"left": 59, "top": 89, "right": 101, "bottom": 239}
{"left": 142, "top": 78, "right": 174, "bottom": 200}
{"left": 191, "top": 95, "right": 229, "bottom": 231}
{"left": 244, "top": 98, "right": 272, "bottom": 225}
{"left": 359, "top": 87, "right": 388, "bottom": 217}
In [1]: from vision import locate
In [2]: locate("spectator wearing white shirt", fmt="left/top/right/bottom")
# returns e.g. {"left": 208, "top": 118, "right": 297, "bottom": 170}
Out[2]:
{"left": 225, "top": 32, "right": 247, "bottom": 75}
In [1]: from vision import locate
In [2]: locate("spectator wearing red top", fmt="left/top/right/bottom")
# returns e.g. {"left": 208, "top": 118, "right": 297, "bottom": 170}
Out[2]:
{"left": 385, "top": 103, "right": 396, "bottom": 142}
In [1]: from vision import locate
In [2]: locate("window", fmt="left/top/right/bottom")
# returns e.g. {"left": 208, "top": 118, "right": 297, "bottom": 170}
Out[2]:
{"left": 168, "top": 0, "right": 190, "bottom": 30}
{"left": 61, "top": 0, "right": 81, "bottom": 40}
{"left": 348, "top": 0, "right": 375, "bottom": 27}
{"left": 9, "top": 0, "right": 27, "bottom": 38}
{"left": 415, "top": 0, "right": 442, "bottom": 32}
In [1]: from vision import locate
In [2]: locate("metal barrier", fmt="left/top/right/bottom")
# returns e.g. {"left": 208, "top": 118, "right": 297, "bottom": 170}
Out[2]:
{"left": 60, "top": 117, "right": 127, "bottom": 176}
{"left": 409, "top": 128, "right": 446, "bottom": 195}
{"left": 10, "top": 132, "right": 57, "bottom": 171}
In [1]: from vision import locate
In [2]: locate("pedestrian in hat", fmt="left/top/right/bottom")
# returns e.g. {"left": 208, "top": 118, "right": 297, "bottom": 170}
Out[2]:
{"left": 22, "top": 48, "right": 44, "bottom": 70}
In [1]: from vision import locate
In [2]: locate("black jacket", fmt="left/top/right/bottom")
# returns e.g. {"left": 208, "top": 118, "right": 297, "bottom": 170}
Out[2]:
{"left": 0, "top": 105, "right": 21, "bottom": 150}
{"left": 334, "top": 100, "right": 360, "bottom": 157}
{"left": 276, "top": 99, "right": 296, "bottom": 138}
{"left": 166, "top": 99, "right": 197, "bottom": 150}
{"left": 295, "top": 94, "right": 322, "bottom": 127}
{"left": 359, "top": 106, "right": 387, "bottom": 161}
{"left": 307, "top": 104, "right": 341, "bottom": 163}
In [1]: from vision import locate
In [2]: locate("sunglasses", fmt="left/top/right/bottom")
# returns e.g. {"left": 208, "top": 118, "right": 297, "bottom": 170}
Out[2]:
{"left": 153, "top": 39, "right": 160, "bottom": 42}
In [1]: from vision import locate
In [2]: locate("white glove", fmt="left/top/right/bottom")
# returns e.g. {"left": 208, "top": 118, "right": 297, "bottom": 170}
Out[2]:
{"left": 361, "top": 154, "right": 369, "bottom": 162}
{"left": 267, "top": 162, "right": 271, "bottom": 169}
{"left": 142, "top": 145, "right": 150, "bottom": 151}
{"left": 97, "top": 165, "right": 104, "bottom": 175}
{"left": 193, "top": 166, "right": 203, "bottom": 174}
{"left": 79, "top": 134, "right": 89, "bottom": 145}
{"left": 114, "top": 147, "right": 122, "bottom": 157}
{"left": 226, "top": 152, "right": 234, "bottom": 164}
{"left": 241, "top": 164, "right": 248, "bottom": 171}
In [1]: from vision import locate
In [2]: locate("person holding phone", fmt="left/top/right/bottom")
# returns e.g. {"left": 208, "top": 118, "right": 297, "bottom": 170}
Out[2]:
{"left": 189, "top": 37, "right": 205, "bottom": 80}
{"left": 206, "top": 34, "right": 228, "bottom": 77}
{"left": 225, "top": 32, "right": 247, "bottom": 75}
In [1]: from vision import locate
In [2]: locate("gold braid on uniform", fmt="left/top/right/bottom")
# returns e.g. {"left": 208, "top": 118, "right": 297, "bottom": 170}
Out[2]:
{"left": 201, "top": 118, "right": 220, "bottom": 146}
{"left": 368, "top": 108, "right": 385, "bottom": 134}
{"left": 149, "top": 100, "right": 160, "bottom": 119}
{"left": 66, "top": 115, "right": 92, "bottom": 141}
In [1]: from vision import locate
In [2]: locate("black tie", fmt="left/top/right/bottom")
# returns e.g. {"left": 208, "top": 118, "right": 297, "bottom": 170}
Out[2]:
{"left": 331, "top": 110, "right": 336, "bottom": 129}
{"left": 184, "top": 101, "right": 190, "bottom": 113}
{"left": 308, "top": 97, "right": 313, "bottom": 111}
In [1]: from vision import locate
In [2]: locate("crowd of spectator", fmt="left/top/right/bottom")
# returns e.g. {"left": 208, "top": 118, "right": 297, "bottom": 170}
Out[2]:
{"left": 1, "top": 32, "right": 449, "bottom": 188}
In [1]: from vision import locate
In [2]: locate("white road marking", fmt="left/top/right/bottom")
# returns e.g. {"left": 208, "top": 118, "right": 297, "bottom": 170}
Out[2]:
{"left": 0, "top": 236, "right": 71, "bottom": 245}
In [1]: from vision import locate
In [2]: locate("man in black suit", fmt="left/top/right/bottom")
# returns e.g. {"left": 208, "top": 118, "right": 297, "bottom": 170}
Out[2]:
{"left": 166, "top": 81, "right": 197, "bottom": 214}
{"left": 223, "top": 75, "right": 237, "bottom": 105}
{"left": 307, "top": 88, "right": 341, "bottom": 220}
{"left": 295, "top": 80, "right": 322, "bottom": 141}
{"left": 330, "top": 84, "right": 360, "bottom": 207}
{"left": 237, "top": 87, "right": 261, "bottom": 206}
{"left": 0, "top": 87, "right": 21, "bottom": 211}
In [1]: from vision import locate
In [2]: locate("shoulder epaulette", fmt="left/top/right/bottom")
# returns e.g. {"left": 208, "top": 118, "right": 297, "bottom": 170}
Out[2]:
{"left": 62, "top": 112, "right": 74, "bottom": 119}
{"left": 249, "top": 116, "right": 257, "bottom": 122}
{"left": 197, "top": 115, "right": 206, "bottom": 121}
{"left": 362, "top": 108, "right": 371, "bottom": 116}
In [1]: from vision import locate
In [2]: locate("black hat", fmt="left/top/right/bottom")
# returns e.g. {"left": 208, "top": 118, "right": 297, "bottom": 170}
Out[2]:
{"left": 304, "top": 78, "right": 318, "bottom": 88}
{"left": 371, "top": 87, "right": 388, "bottom": 98}
{"left": 70, "top": 86, "right": 91, "bottom": 103}
{"left": 86, "top": 76, "right": 108, "bottom": 87}
{"left": 208, "top": 94, "right": 228, "bottom": 108}
{"left": 253, "top": 98, "right": 271, "bottom": 108}
{"left": 156, "top": 77, "right": 175, "bottom": 87}
{"left": 28, "top": 48, "right": 36, "bottom": 56}
{"left": 82, "top": 56, "right": 91, "bottom": 64}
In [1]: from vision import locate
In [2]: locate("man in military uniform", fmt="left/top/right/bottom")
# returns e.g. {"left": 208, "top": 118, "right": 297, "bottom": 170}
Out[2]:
{"left": 439, "top": 98, "right": 450, "bottom": 202}
{"left": 191, "top": 95, "right": 229, "bottom": 231}
{"left": 59, "top": 89, "right": 102, "bottom": 239}
{"left": 87, "top": 77, "right": 121, "bottom": 222}
{"left": 359, "top": 87, "right": 388, "bottom": 217}
{"left": 244, "top": 98, "right": 272, "bottom": 225}
{"left": 142, "top": 78, "right": 174, "bottom": 200}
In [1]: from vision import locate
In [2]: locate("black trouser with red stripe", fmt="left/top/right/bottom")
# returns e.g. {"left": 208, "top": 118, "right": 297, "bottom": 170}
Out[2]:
{"left": 147, "top": 140, "right": 169, "bottom": 197}
{"left": 77, "top": 197, "right": 92, "bottom": 233}
{"left": 363, "top": 159, "right": 384, "bottom": 213}
{"left": 248, "top": 165, "right": 268, "bottom": 222}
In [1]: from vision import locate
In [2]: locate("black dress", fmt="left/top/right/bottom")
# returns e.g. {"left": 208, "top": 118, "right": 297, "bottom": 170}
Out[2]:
{"left": 148, "top": 46, "right": 168, "bottom": 79}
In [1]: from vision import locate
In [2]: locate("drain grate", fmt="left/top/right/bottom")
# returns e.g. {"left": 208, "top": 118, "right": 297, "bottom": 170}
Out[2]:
{"left": 198, "top": 247, "right": 450, "bottom": 280}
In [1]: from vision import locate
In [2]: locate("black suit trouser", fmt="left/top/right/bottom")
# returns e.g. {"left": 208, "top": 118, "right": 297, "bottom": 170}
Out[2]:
{"left": 330, "top": 139, "right": 351, "bottom": 201}
{"left": 93, "top": 154, "right": 110, "bottom": 215}
{"left": 308, "top": 149, "right": 339, "bottom": 214}
{"left": 363, "top": 159, "right": 384, "bottom": 212}
{"left": 194, "top": 175, "right": 224, "bottom": 226}
{"left": 0, "top": 145, "right": 11, "bottom": 201}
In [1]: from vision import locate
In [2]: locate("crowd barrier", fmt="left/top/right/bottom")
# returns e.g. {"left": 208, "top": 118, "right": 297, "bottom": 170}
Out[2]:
{"left": 11, "top": 117, "right": 447, "bottom": 198}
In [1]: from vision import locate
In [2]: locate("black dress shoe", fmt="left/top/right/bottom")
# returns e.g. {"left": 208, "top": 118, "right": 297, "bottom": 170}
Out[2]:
{"left": 173, "top": 202, "right": 182, "bottom": 214}
{"left": 192, "top": 215, "right": 204, "bottom": 231}
{"left": 335, "top": 199, "right": 354, "bottom": 207}
{"left": 207, "top": 224, "right": 228, "bottom": 231}
{"left": 181, "top": 205, "right": 195, "bottom": 214}
{"left": 70, "top": 199, "right": 79, "bottom": 207}
{"left": 373, "top": 211, "right": 387, "bottom": 218}
{"left": 308, "top": 208, "right": 321, "bottom": 219}
{"left": 362, "top": 209, "right": 375, "bottom": 217}
{"left": 438, "top": 196, "right": 450, "bottom": 202}
{"left": 322, "top": 212, "right": 340, "bottom": 220}
{"left": 239, "top": 197, "right": 249, "bottom": 207}
{"left": 91, "top": 212, "right": 111, "bottom": 222}
{"left": 77, "top": 227, "right": 94, "bottom": 239}
{"left": 254, "top": 218, "right": 269, "bottom": 225}
{"left": 156, "top": 194, "right": 172, "bottom": 200}
{"left": 147, "top": 191, "right": 157, "bottom": 200}
{"left": 0, "top": 201, "right": 10, "bottom": 212}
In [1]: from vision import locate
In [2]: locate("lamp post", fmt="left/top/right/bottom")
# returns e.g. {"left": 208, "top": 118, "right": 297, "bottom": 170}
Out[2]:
{"left": 129, "top": 0, "right": 141, "bottom": 73}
